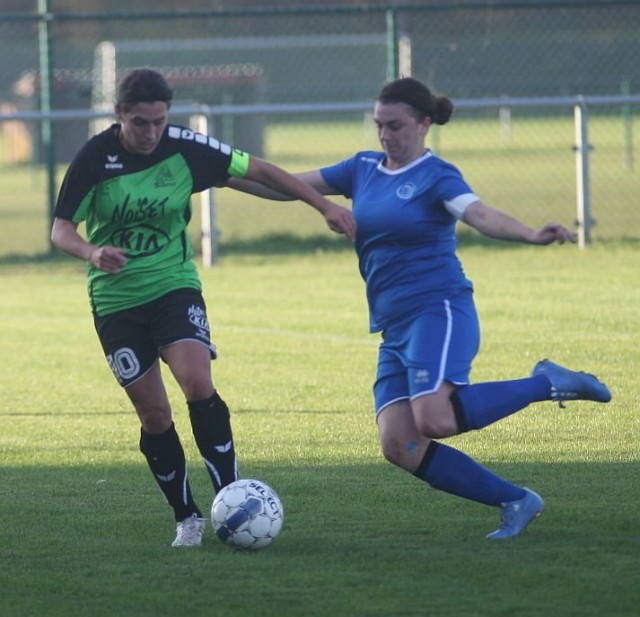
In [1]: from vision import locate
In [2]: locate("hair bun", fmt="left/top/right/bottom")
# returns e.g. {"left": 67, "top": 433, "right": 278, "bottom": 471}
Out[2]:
{"left": 432, "top": 96, "right": 454, "bottom": 126}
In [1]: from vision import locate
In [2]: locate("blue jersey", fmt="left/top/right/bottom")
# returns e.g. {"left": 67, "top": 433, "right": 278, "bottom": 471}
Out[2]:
{"left": 321, "top": 150, "right": 478, "bottom": 332}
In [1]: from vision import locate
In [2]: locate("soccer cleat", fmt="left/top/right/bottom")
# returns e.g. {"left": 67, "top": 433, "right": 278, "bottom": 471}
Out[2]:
{"left": 171, "top": 513, "right": 206, "bottom": 548}
{"left": 532, "top": 358, "right": 612, "bottom": 408}
{"left": 487, "top": 488, "right": 544, "bottom": 540}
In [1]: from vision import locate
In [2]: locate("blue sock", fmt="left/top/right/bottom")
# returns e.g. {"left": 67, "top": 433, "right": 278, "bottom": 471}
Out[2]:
{"left": 415, "top": 442, "right": 525, "bottom": 506}
{"left": 452, "top": 375, "right": 551, "bottom": 432}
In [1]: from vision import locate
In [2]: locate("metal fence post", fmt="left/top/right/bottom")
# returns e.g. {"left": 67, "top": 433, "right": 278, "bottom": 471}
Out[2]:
{"left": 38, "top": 0, "right": 56, "bottom": 253}
{"left": 574, "top": 97, "right": 592, "bottom": 248}
{"left": 385, "top": 9, "right": 399, "bottom": 81}
{"left": 191, "top": 110, "right": 217, "bottom": 267}
{"left": 621, "top": 79, "right": 634, "bottom": 171}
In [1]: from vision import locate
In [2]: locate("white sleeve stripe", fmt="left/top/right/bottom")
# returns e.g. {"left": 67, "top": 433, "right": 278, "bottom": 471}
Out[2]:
{"left": 443, "top": 193, "right": 479, "bottom": 219}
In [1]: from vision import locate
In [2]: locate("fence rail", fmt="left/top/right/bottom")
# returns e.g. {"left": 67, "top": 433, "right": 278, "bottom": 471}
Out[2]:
{"left": 0, "top": 0, "right": 638, "bottom": 259}
{"left": 2, "top": 92, "right": 636, "bottom": 259}
{"left": 2, "top": 93, "right": 640, "bottom": 121}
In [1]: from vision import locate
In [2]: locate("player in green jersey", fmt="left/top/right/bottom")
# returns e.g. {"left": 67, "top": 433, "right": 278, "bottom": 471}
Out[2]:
{"left": 51, "top": 68, "right": 356, "bottom": 547}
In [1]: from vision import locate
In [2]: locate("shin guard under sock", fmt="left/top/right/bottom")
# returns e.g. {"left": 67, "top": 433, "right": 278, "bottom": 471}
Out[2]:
{"left": 188, "top": 391, "right": 238, "bottom": 493}
{"left": 414, "top": 441, "right": 525, "bottom": 506}
{"left": 139, "top": 423, "right": 201, "bottom": 522}
{"left": 451, "top": 375, "right": 551, "bottom": 432}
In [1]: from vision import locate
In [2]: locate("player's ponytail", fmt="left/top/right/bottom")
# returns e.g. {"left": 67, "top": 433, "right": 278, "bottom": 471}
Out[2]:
{"left": 378, "top": 77, "right": 453, "bottom": 125}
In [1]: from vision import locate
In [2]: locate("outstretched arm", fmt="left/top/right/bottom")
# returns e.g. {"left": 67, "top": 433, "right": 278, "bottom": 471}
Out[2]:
{"left": 227, "top": 169, "right": 334, "bottom": 199}
{"left": 226, "top": 163, "right": 355, "bottom": 242}
{"left": 462, "top": 201, "right": 577, "bottom": 245}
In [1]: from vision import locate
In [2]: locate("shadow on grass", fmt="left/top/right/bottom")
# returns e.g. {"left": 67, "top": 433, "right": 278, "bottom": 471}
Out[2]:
{"left": 0, "top": 460, "right": 638, "bottom": 616}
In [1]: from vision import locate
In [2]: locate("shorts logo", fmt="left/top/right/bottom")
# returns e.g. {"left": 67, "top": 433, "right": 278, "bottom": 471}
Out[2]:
{"left": 415, "top": 369, "right": 430, "bottom": 384}
{"left": 188, "top": 304, "right": 210, "bottom": 340}
{"left": 396, "top": 182, "right": 416, "bottom": 200}
{"left": 107, "top": 347, "right": 141, "bottom": 383}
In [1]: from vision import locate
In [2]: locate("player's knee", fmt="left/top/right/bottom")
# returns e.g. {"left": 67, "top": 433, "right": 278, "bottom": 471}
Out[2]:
{"left": 413, "top": 409, "right": 456, "bottom": 439}
{"left": 380, "top": 438, "right": 413, "bottom": 471}
{"left": 179, "top": 373, "right": 214, "bottom": 402}
{"left": 136, "top": 403, "right": 172, "bottom": 434}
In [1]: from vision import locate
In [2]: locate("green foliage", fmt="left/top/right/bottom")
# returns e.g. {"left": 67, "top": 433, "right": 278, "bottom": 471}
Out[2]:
{"left": 1, "top": 243, "right": 639, "bottom": 617}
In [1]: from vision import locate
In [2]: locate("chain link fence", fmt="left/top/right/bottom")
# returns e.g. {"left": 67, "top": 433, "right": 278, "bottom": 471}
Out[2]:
{"left": 0, "top": 1, "right": 638, "bottom": 260}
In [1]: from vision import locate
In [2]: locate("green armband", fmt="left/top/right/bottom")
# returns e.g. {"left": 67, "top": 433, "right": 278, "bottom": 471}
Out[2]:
{"left": 228, "top": 149, "right": 250, "bottom": 178}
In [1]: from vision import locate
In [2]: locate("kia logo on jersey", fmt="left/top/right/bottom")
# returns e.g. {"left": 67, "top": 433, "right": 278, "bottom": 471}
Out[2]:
{"left": 110, "top": 224, "right": 170, "bottom": 258}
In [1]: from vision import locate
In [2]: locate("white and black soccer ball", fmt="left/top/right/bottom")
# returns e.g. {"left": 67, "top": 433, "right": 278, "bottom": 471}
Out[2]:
{"left": 211, "top": 479, "right": 284, "bottom": 550}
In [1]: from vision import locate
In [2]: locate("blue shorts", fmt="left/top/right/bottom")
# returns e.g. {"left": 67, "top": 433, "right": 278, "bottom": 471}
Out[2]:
{"left": 373, "top": 291, "right": 480, "bottom": 415}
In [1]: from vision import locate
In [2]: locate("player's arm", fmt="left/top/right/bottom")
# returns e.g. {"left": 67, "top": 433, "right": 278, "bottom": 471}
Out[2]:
{"left": 226, "top": 169, "right": 335, "bottom": 200}
{"left": 51, "top": 217, "right": 127, "bottom": 273}
{"left": 226, "top": 159, "right": 355, "bottom": 241}
{"left": 462, "top": 200, "right": 577, "bottom": 245}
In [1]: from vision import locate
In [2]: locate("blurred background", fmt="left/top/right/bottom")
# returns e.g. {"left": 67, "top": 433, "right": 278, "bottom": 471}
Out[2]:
{"left": 1, "top": 0, "right": 638, "bottom": 260}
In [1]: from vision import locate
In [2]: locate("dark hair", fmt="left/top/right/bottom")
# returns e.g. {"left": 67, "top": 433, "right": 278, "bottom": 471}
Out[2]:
{"left": 116, "top": 68, "right": 173, "bottom": 110}
{"left": 377, "top": 77, "right": 453, "bottom": 126}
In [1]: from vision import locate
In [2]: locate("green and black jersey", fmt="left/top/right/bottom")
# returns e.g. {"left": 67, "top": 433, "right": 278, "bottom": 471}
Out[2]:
{"left": 55, "top": 124, "right": 250, "bottom": 317}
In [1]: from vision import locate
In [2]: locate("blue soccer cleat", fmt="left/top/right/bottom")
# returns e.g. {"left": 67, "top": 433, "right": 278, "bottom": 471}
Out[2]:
{"left": 532, "top": 358, "right": 612, "bottom": 408}
{"left": 487, "top": 488, "right": 544, "bottom": 540}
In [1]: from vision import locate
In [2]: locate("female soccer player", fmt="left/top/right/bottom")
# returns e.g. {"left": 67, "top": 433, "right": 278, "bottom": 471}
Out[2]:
{"left": 227, "top": 76, "right": 611, "bottom": 539}
{"left": 51, "top": 68, "right": 355, "bottom": 547}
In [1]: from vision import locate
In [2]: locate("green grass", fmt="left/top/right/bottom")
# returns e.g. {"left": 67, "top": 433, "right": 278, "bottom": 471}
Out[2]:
{"left": 1, "top": 241, "right": 639, "bottom": 617}
{"left": 1, "top": 115, "right": 639, "bottom": 615}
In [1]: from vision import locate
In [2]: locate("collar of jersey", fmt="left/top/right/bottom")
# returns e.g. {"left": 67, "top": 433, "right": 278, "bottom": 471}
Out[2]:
{"left": 377, "top": 149, "right": 433, "bottom": 175}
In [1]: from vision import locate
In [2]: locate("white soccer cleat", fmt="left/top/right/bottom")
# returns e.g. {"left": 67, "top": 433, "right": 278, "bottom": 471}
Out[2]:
{"left": 171, "top": 513, "right": 206, "bottom": 547}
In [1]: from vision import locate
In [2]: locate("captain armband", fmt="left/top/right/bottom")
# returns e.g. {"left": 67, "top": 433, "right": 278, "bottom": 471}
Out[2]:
{"left": 228, "top": 149, "right": 250, "bottom": 178}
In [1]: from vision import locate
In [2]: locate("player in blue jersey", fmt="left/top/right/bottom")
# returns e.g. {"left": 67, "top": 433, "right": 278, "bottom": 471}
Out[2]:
{"left": 51, "top": 68, "right": 355, "bottom": 548}
{"left": 227, "top": 76, "right": 612, "bottom": 539}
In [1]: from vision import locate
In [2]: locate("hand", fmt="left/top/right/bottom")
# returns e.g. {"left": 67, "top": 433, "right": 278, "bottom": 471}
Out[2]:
{"left": 89, "top": 246, "right": 127, "bottom": 273}
{"left": 323, "top": 202, "right": 356, "bottom": 242}
{"left": 531, "top": 223, "right": 577, "bottom": 245}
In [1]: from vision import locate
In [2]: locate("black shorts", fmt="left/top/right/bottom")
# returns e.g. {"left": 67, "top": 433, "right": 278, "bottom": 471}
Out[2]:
{"left": 94, "top": 288, "right": 217, "bottom": 388}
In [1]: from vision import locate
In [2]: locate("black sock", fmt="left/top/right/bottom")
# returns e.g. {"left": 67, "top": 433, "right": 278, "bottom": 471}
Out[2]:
{"left": 139, "top": 423, "right": 201, "bottom": 522}
{"left": 188, "top": 391, "right": 238, "bottom": 493}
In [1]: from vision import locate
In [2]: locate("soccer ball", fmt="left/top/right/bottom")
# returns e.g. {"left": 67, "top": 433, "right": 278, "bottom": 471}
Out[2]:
{"left": 211, "top": 479, "right": 284, "bottom": 550}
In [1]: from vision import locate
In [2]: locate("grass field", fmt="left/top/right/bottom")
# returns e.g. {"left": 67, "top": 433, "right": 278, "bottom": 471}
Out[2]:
{"left": 0, "top": 117, "right": 639, "bottom": 616}
{"left": 1, "top": 240, "right": 639, "bottom": 617}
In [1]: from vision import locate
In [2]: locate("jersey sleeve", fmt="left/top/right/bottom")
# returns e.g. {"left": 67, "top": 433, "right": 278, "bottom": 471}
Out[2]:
{"left": 434, "top": 161, "right": 479, "bottom": 220}
{"left": 443, "top": 193, "right": 478, "bottom": 219}
{"left": 54, "top": 141, "right": 101, "bottom": 223}
{"left": 319, "top": 155, "right": 358, "bottom": 198}
{"left": 169, "top": 127, "right": 250, "bottom": 193}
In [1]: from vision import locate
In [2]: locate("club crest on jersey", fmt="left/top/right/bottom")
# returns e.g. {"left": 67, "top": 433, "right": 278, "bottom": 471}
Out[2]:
{"left": 397, "top": 182, "right": 416, "bottom": 200}
{"left": 155, "top": 164, "right": 176, "bottom": 188}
